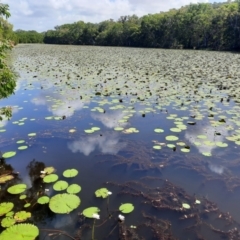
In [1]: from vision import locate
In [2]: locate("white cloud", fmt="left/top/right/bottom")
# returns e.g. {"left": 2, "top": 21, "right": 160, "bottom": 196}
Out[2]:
{"left": 68, "top": 132, "right": 126, "bottom": 156}
{"left": 2, "top": 0, "right": 211, "bottom": 31}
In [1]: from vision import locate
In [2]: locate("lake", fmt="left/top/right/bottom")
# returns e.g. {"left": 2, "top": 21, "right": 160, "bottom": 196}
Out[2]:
{"left": 0, "top": 44, "right": 240, "bottom": 239}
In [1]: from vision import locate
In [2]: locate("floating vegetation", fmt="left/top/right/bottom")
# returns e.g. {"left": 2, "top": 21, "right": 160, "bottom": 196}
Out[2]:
{"left": 2, "top": 152, "right": 16, "bottom": 159}
{"left": 82, "top": 207, "right": 100, "bottom": 218}
{"left": 43, "top": 174, "right": 58, "bottom": 183}
{"left": 119, "top": 203, "right": 135, "bottom": 214}
{"left": 7, "top": 184, "right": 27, "bottom": 194}
{"left": 63, "top": 168, "right": 78, "bottom": 178}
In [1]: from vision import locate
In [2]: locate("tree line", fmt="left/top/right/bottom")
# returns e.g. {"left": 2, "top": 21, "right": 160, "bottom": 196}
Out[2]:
{"left": 41, "top": 1, "right": 240, "bottom": 51}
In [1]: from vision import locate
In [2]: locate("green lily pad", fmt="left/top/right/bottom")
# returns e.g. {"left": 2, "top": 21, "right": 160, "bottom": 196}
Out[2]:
{"left": 49, "top": 193, "right": 80, "bottom": 214}
{"left": 24, "top": 203, "right": 31, "bottom": 208}
{"left": 114, "top": 127, "right": 124, "bottom": 131}
{"left": 84, "top": 129, "right": 94, "bottom": 133}
{"left": 182, "top": 203, "right": 191, "bottom": 209}
{"left": 119, "top": 203, "right": 134, "bottom": 214}
{"left": 14, "top": 211, "right": 31, "bottom": 222}
{"left": 0, "top": 203, "right": 14, "bottom": 217}
{"left": 44, "top": 166, "right": 55, "bottom": 174}
{"left": 1, "top": 217, "right": 16, "bottom": 228}
{"left": 37, "top": 196, "right": 50, "bottom": 204}
{"left": 216, "top": 142, "right": 228, "bottom": 147}
{"left": 165, "top": 135, "right": 179, "bottom": 141}
{"left": 0, "top": 223, "right": 39, "bottom": 240}
{"left": 153, "top": 145, "right": 161, "bottom": 150}
{"left": 82, "top": 207, "right": 100, "bottom": 218}
{"left": 67, "top": 184, "right": 81, "bottom": 194}
{"left": 18, "top": 146, "right": 28, "bottom": 150}
{"left": 195, "top": 200, "right": 201, "bottom": 204}
{"left": 0, "top": 174, "right": 14, "bottom": 183}
{"left": 16, "top": 140, "right": 25, "bottom": 144}
{"left": 154, "top": 128, "right": 164, "bottom": 133}
{"left": 43, "top": 174, "right": 58, "bottom": 183}
{"left": 6, "top": 211, "right": 14, "bottom": 217}
{"left": 181, "top": 148, "right": 190, "bottom": 153}
{"left": 2, "top": 152, "right": 16, "bottom": 159}
{"left": 95, "top": 188, "right": 110, "bottom": 198}
{"left": 28, "top": 133, "right": 36, "bottom": 137}
{"left": 53, "top": 180, "right": 69, "bottom": 191}
{"left": 63, "top": 169, "right": 78, "bottom": 178}
{"left": 19, "top": 195, "right": 27, "bottom": 200}
{"left": 7, "top": 184, "right": 27, "bottom": 194}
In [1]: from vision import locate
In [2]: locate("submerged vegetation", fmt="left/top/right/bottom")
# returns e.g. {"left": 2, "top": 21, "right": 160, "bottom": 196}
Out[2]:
{"left": 42, "top": 1, "right": 240, "bottom": 51}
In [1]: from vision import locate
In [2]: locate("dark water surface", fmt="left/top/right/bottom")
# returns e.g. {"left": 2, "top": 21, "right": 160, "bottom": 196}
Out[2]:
{"left": 1, "top": 44, "right": 240, "bottom": 239}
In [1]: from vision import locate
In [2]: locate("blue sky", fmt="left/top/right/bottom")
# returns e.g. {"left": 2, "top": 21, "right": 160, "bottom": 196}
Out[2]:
{"left": 2, "top": 0, "right": 225, "bottom": 32}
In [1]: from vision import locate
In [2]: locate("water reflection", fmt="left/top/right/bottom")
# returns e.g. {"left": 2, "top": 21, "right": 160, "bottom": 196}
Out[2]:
{"left": 31, "top": 92, "right": 87, "bottom": 117}
{"left": 91, "top": 110, "right": 128, "bottom": 129}
{"left": 68, "top": 132, "right": 126, "bottom": 156}
{"left": 209, "top": 164, "right": 224, "bottom": 175}
{"left": 185, "top": 123, "right": 230, "bottom": 155}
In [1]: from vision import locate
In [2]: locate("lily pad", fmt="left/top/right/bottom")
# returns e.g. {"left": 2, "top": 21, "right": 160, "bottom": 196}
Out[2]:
{"left": 119, "top": 203, "right": 134, "bottom": 214}
{"left": 67, "top": 184, "right": 81, "bottom": 194}
{"left": 44, "top": 166, "right": 55, "bottom": 174}
{"left": 28, "top": 133, "right": 36, "bottom": 137}
{"left": 24, "top": 203, "right": 31, "bottom": 208}
{"left": 43, "top": 174, "right": 58, "bottom": 183}
{"left": 14, "top": 211, "right": 31, "bottom": 222}
{"left": 0, "top": 223, "right": 39, "bottom": 240}
{"left": 0, "top": 203, "right": 14, "bottom": 217}
{"left": 0, "top": 174, "right": 14, "bottom": 183}
{"left": 19, "top": 195, "right": 27, "bottom": 200}
{"left": 2, "top": 151, "right": 16, "bottom": 159}
{"left": 154, "top": 128, "right": 164, "bottom": 133}
{"left": 153, "top": 145, "right": 161, "bottom": 150}
{"left": 18, "top": 146, "right": 28, "bottom": 150}
{"left": 1, "top": 217, "right": 16, "bottom": 228}
{"left": 49, "top": 193, "right": 80, "bottom": 214}
{"left": 182, "top": 203, "right": 191, "bottom": 209}
{"left": 95, "top": 188, "right": 109, "bottom": 198}
{"left": 63, "top": 169, "right": 78, "bottom": 178}
{"left": 7, "top": 184, "right": 27, "bottom": 194}
{"left": 53, "top": 180, "right": 69, "bottom": 191}
{"left": 82, "top": 207, "right": 100, "bottom": 218}
{"left": 37, "top": 196, "right": 50, "bottom": 204}
{"left": 165, "top": 135, "right": 179, "bottom": 141}
{"left": 16, "top": 140, "right": 25, "bottom": 144}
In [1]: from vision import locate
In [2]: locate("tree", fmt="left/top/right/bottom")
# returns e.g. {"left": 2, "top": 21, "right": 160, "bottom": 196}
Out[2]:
{"left": 0, "top": 3, "right": 16, "bottom": 120}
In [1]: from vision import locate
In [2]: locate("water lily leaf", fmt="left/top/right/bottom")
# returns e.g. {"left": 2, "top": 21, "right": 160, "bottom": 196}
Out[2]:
{"left": 154, "top": 128, "right": 164, "bottom": 133}
{"left": 14, "top": 211, "right": 31, "bottom": 222}
{"left": 95, "top": 188, "right": 109, "bottom": 198}
{"left": 49, "top": 193, "right": 80, "bottom": 214}
{"left": 44, "top": 166, "right": 55, "bottom": 174}
{"left": 82, "top": 207, "right": 100, "bottom": 218}
{"left": 91, "top": 127, "right": 100, "bottom": 131}
{"left": 2, "top": 151, "right": 16, "bottom": 159}
{"left": 182, "top": 203, "right": 191, "bottom": 209}
{"left": 153, "top": 145, "right": 161, "bottom": 150}
{"left": 19, "top": 195, "right": 27, "bottom": 200}
{"left": 43, "top": 174, "right": 58, "bottom": 183}
{"left": 114, "top": 127, "right": 124, "bottom": 131}
{"left": 18, "top": 146, "right": 28, "bottom": 150}
{"left": 16, "top": 140, "right": 25, "bottom": 144}
{"left": 119, "top": 203, "right": 134, "bottom": 214}
{"left": 24, "top": 203, "right": 31, "bottom": 208}
{"left": 7, "top": 184, "right": 27, "bottom": 194}
{"left": 53, "top": 180, "right": 69, "bottom": 191}
{"left": 1, "top": 217, "right": 16, "bottom": 228}
{"left": 69, "top": 129, "right": 76, "bottom": 133}
{"left": 0, "top": 203, "right": 14, "bottom": 216}
{"left": 6, "top": 211, "right": 14, "bottom": 217}
{"left": 165, "top": 135, "right": 179, "bottom": 141}
{"left": 0, "top": 174, "right": 14, "bottom": 183}
{"left": 63, "top": 169, "right": 78, "bottom": 178}
{"left": 37, "top": 196, "right": 50, "bottom": 204}
{"left": 216, "top": 142, "right": 228, "bottom": 147}
{"left": 0, "top": 223, "right": 39, "bottom": 240}
{"left": 84, "top": 129, "right": 94, "bottom": 133}
{"left": 195, "top": 200, "right": 201, "bottom": 204}
{"left": 67, "top": 184, "right": 81, "bottom": 194}
{"left": 28, "top": 133, "right": 36, "bottom": 137}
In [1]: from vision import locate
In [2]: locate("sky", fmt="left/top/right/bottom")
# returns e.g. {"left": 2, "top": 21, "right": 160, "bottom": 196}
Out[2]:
{"left": 2, "top": 0, "right": 225, "bottom": 32}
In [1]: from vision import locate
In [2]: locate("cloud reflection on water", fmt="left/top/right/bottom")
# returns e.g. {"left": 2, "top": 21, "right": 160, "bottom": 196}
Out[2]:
{"left": 68, "top": 132, "right": 126, "bottom": 156}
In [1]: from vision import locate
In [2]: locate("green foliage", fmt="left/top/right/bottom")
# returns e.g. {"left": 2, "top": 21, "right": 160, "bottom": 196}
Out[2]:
{"left": 14, "top": 30, "right": 44, "bottom": 43}
{"left": 119, "top": 203, "right": 135, "bottom": 214}
{"left": 82, "top": 207, "right": 100, "bottom": 218}
{"left": 42, "top": 2, "right": 240, "bottom": 51}
{"left": 0, "top": 3, "right": 17, "bottom": 121}
{"left": 0, "top": 202, "right": 14, "bottom": 216}
{"left": 7, "top": 184, "right": 27, "bottom": 194}
{"left": 95, "top": 188, "right": 109, "bottom": 198}
{"left": 0, "top": 223, "right": 39, "bottom": 240}
{"left": 49, "top": 193, "right": 81, "bottom": 214}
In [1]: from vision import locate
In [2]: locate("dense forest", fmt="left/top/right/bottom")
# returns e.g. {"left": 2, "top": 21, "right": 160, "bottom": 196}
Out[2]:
{"left": 8, "top": 1, "right": 240, "bottom": 51}
{"left": 40, "top": 1, "right": 240, "bottom": 51}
